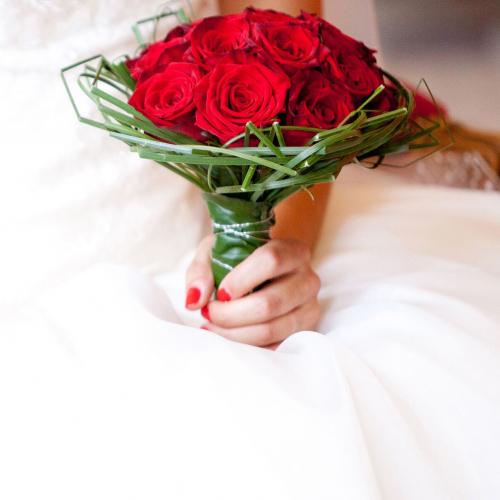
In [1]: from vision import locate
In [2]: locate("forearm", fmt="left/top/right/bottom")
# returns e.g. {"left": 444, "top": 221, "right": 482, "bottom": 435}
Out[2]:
{"left": 271, "top": 184, "right": 331, "bottom": 251}
{"left": 219, "top": 0, "right": 321, "bottom": 15}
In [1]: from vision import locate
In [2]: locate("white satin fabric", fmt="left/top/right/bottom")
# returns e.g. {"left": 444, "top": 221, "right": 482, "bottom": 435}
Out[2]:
{"left": 2, "top": 167, "right": 500, "bottom": 499}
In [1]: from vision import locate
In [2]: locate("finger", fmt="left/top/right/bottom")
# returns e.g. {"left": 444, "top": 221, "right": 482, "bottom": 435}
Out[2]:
{"left": 201, "top": 299, "right": 321, "bottom": 347}
{"left": 206, "top": 268, "right": 320, "bottom": 328}
{"left": 185, "top": 234, "right": 214, "bottom": 310}
{"left": 264, "top": 341, "right": 282, "bottom": 351}
{"left": 217, "top": 239, "right": 311, "bottom": 301}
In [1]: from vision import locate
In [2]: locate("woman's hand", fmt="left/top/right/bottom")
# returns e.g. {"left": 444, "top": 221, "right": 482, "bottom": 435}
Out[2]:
{"left": 185, "top": 235, "right": 321, "bottom": 348}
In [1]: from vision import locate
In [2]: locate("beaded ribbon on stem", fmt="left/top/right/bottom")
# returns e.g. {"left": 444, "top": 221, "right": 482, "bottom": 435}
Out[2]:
{"left": 203, "top": 193, "right": 275, "bottom": 288}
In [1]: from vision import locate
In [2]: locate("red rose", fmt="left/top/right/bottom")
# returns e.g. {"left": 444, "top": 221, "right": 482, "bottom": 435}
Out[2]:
{"left": 334, "top": 53, "right": 383, "bottom": 99}
{"left": 374, "top": 85, "right": 398, "bottom": 113}
{"left": 164, "top": 23, "right": 193, "bottom": 42}
{"left": 286, "top": 69, "right": 354, "bottom": 143}
{"left": 128, "top": 62, "right": 204, "bottom": 140}
{"left": 126, "top": 37, "right": 189, "bottom": 81}
{"left": 244, "top": 7, "right": 295, "bottom": 23}
{"left": 210, "top": 45, "right": 287, "bottom": 75}
{"left": 194, "top": 63, "right": 290, "bottom": 143}
{"left": 304, "top": 12, "right": 376, "bottom": 63}
{"left": 252, "top": 20, "right": 328, "bottom": 73}
{"left": 188, "top": 15, "right": 253, "bottom": 65}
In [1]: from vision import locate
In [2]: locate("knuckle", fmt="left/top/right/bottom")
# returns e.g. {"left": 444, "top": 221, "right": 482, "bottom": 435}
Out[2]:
{"left": 211, "top": 306, "right": 230, "bottom": 327}
{"left": 261, "top": 245, "right": 283, "bottom": 274}
{"left": 256, "top": 294, "right": 279, "bottom": 318}
{"left": 197, "top": 235, "right": 212, "bottom": 254}
{"left": 308, "top": 300, "right": 321, "bottom": 327}
{"left": 201, "top": 234, "right": 215, "bottom": 248}
{"left": 193, "top": 236, "right": 214, "bottom": 264}
{"left": 256, "top": 323, "right": 274, "bottom": 345}
{"left": 308, "top": 270, "right": 321, "bottom": 296}
{"left": 288, "top": 310, "right": 299, "bottom": 335}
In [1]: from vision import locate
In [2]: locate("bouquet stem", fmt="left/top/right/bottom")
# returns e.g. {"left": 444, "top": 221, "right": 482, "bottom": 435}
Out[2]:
{"left": 203, "top": 193, "right": 275, "bottom": 288}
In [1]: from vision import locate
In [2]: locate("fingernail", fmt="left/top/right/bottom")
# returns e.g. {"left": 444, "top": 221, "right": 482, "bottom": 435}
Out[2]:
{"left": 201, "top": 304, "right": 211, "bottom": 321}
{"left": 200, "top": 325, "right": 210, "bottom": 331}
{"left": 185, "top": 287, "right": 201, "bottom": 308}
{"left": 217, "top": 288, "right": 231, "bottom": 302}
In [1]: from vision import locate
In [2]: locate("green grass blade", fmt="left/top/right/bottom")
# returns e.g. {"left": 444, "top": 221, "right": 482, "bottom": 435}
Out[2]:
{"left": 246, "top": 122, "right": 285, "bottom": 159}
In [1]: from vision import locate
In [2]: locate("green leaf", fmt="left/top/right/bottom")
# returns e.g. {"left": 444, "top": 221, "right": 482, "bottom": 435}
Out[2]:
{"left": 246, "top": 122, "right": 285, "bottom": 159}
{"left": 242, "top": 165, "right": 257, "bottom": 190}
{"left": 111, "top": 61, "right": 136, "bottom": 91}
{"left": 216, "top": 173, "right": 334, "bottom": 194}
{"left": 110, "top": 133, "right": 298, "bottom": 176}
{"left": 91, "top": 86, "right": 200, "bottom": 145}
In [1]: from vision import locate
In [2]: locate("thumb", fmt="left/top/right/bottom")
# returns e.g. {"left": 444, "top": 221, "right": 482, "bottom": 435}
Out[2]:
{"left": 185, "top": 234, "right": 215, "bottom": 310}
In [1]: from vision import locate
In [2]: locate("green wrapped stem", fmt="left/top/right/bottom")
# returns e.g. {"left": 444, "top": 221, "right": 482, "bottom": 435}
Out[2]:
{"left": 203, "top": 193, "right": 275, "bottom": 289}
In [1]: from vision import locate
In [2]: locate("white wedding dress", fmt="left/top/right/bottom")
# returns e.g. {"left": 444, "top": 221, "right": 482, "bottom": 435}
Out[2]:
{"left": 1, "top": 1, "right": 499, "bottom": 499}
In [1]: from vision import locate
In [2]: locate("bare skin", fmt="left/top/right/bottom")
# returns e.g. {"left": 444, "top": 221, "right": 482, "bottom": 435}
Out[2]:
{"left": 218, "top": 0, "right": 321, "bottom": 16}
{"left": 185, "top": 0, "right": 328, "bottom": 349}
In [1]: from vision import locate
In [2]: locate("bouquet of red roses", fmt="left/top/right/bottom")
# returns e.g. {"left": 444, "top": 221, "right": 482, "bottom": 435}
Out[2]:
{"left": 62, "top": 5, "right": 440, "bottom": 288}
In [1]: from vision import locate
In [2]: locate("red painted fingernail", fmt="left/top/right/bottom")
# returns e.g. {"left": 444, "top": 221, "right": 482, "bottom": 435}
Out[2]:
{"left": 185, "top": 287, "right": 201, "bottom": 308}
{"left": 201, "top": 304, "right": 211, "bottom": 321}
{"left": 217, "top": 288, "right": 231, "bottom": 302}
